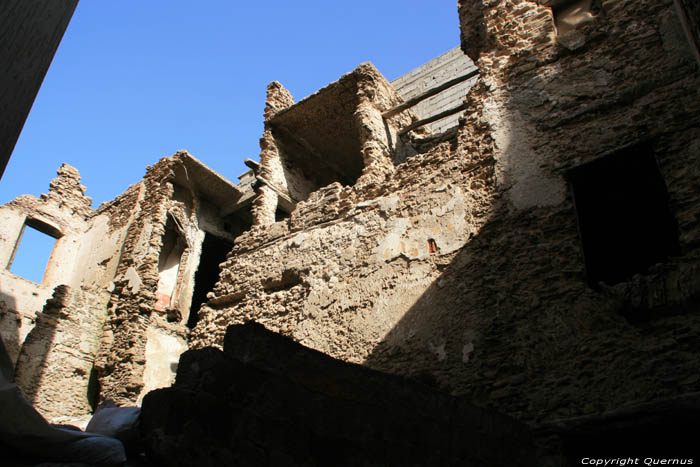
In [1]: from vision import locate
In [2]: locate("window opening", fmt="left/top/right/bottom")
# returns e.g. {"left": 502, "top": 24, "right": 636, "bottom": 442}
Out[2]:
{"left": 275, "top": 207, "right": 290, "bottom": 222}
{"left": 551, "top": 0, "right": 600, "bottom": 35}
{"left": 7, "top": 220, "right": 60, "bottom": 284}
{"left": 187, "top": 233, "right": 234, "bottom": 329}
{"left": 569, "top": 142, "right": 680, "bottom": 287}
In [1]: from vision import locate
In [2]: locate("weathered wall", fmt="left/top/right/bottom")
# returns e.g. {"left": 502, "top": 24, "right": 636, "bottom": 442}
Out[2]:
{"left": 0, "top": 164, "right": 141, "bottom": 421}
{"left": 0, "top": 164, "right": 93, "bottom": 366}
{"left": 96, "top": 152, "right": 241, "bottom": 406}
{"left": 192, "top": 0, "right": 700, "bottom": 425}
{"left": 0, "top": 152, "right": 241, "bottom": 418}
{"left": 253, "top": 63, "right": 418, "bottom": 228}
{"left": 14, "top": 284, "right": 109, "bottom": 419}
{"left": 0, "top": 0, "right": 79, "bottom": 179}
{"left": 391, "top": 47, "right": 478, "bottom": 133}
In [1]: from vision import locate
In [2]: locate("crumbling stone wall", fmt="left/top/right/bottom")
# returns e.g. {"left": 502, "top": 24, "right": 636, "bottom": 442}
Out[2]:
{"left": 192, "top": 0, "right": 700, "bottom": 424}
{"left": 0, "top": 164, "right": 94, "bottom": 366}
{"left": 251, "top": 64, "right": 419, "bottom": 226}
{"left": 95, "top": 159, "right": 173, "bottom": 406}
{"left": 96, "top": 151, "right": 242, "bottom": 406}
{"left": 14, "top": 284, "right": 109, "bottom": 418}
{"left": 1, "top": 151, "right": 242, "bottom": 419}
{"left": 0, "top": 164, "right": 127, "bottom": 421}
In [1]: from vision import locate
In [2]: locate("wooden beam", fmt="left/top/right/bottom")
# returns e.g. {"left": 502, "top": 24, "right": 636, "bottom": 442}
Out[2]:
{"left": 382, "top": 69, "right": 479, "bottom": 119}
{"left": 398, "top": 103, "right": 468, "bottom": 135}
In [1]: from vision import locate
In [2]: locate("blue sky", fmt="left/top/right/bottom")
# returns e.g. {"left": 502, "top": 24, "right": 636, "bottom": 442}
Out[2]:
{"left": 0, "top": 1, "right": 459, "bottom": 208}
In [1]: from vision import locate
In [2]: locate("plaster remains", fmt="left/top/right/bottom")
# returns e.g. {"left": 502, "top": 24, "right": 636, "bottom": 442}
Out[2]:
{"left": 1, "top": 3, "right": 699, "bottom": 461}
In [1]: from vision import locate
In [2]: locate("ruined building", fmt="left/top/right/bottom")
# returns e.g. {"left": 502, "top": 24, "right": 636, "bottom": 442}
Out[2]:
{"left": 1, "top": 0, "right": 700, "bottom": 460}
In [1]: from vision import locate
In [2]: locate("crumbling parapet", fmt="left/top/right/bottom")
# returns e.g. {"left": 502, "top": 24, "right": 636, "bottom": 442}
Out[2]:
{"left": 45, "top": 163, "right": 93, "bottom": 218}
{"left": 0, "top": 164, "right": 94, "bottom": 367}
{"left": 247, "top": 63, "right": 421, "bottom": 228}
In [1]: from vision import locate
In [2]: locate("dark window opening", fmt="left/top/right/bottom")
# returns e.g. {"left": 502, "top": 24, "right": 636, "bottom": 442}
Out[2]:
{"left": 86, "top": 366, "right": 100, "bottom": 412}
{"left": 7, "top": 219, "right": 60, "bottom": 284}
{"left": 223, "top": 208, "right": 253, "bottom": 238}
{"left": 569, "top": 143, "right": 680, "bottom": 287}
{"left": 187, "top": 233, "right": 234, "bottom": 329}
{"left": 275, "top": 207, "right": 290, "bottom": 222}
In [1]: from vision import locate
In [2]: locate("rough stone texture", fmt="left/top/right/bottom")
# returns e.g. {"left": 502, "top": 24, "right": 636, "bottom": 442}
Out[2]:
{"left": 95, "top": 151, "right": 242, "bottom": 406}
{"left": 256, "top": 62, "right": 419, "bottom": 223}
{"left": 14, "top": 284, "right": 109, "bottom": 418}
{"left": 0, "top": 164, "right": 94, "bottom": 369}
{"left": 191, "top": 0, "right": 700, "bottom": 426}
{"left": 391, "top": 47, "right": 479, "bottom": 133}
{"left": 2, "top": 1, "right": 700, "bottom": 452}
{"left": 45, "top": 163, "right": 94, "bottom": 217}
{"left": 141, "top": 322, "right": 536, "bottom": 467}
{"left": 0, "top": 0, "right": 79, "bottom": 179}
{"left": 0, "top": 152, "right": 244, "bottom": 419}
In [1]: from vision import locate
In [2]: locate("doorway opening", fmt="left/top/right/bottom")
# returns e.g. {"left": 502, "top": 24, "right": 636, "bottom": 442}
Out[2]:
{"left": 187, "top": 233, "right": 234, "bottom": 329}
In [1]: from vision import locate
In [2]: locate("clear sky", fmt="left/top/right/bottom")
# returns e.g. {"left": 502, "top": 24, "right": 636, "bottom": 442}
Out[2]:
{"left": 0, "top": 1, "right": 460, "bottom": 208}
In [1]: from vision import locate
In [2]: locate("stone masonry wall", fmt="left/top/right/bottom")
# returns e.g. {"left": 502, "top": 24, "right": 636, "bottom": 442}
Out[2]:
{"left": 391, "top": 47, "right": 479, "bottom": 133}
{"left": 192, "top": 0, "right": 700, "bottom": 424}
{"left": 14, "top": 284, "right": 109, "bottom": 420}
{"left": 96, "top": 157, "right": 183, "bottom": 405}
{"left": 0, "top": 164, "right": 93, "bottom": 366}
{"left": 96, "top": 152, "right": 237, "bottom": 406}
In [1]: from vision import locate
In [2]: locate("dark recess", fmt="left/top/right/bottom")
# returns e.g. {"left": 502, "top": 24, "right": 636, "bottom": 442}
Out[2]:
{"left": 569, "top": 142, "right": 680, "bottom": 287}
{"left": 187, "top": 233, "right": 234, "bottom": 329}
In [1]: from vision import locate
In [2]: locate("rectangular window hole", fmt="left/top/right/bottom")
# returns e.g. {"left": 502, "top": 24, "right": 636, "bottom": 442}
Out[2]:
{"left": 569, "top": 142, "right": 680, "bottom": 287}
{"left": 7, "top": 219, "right": 60, "bottom": 284}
